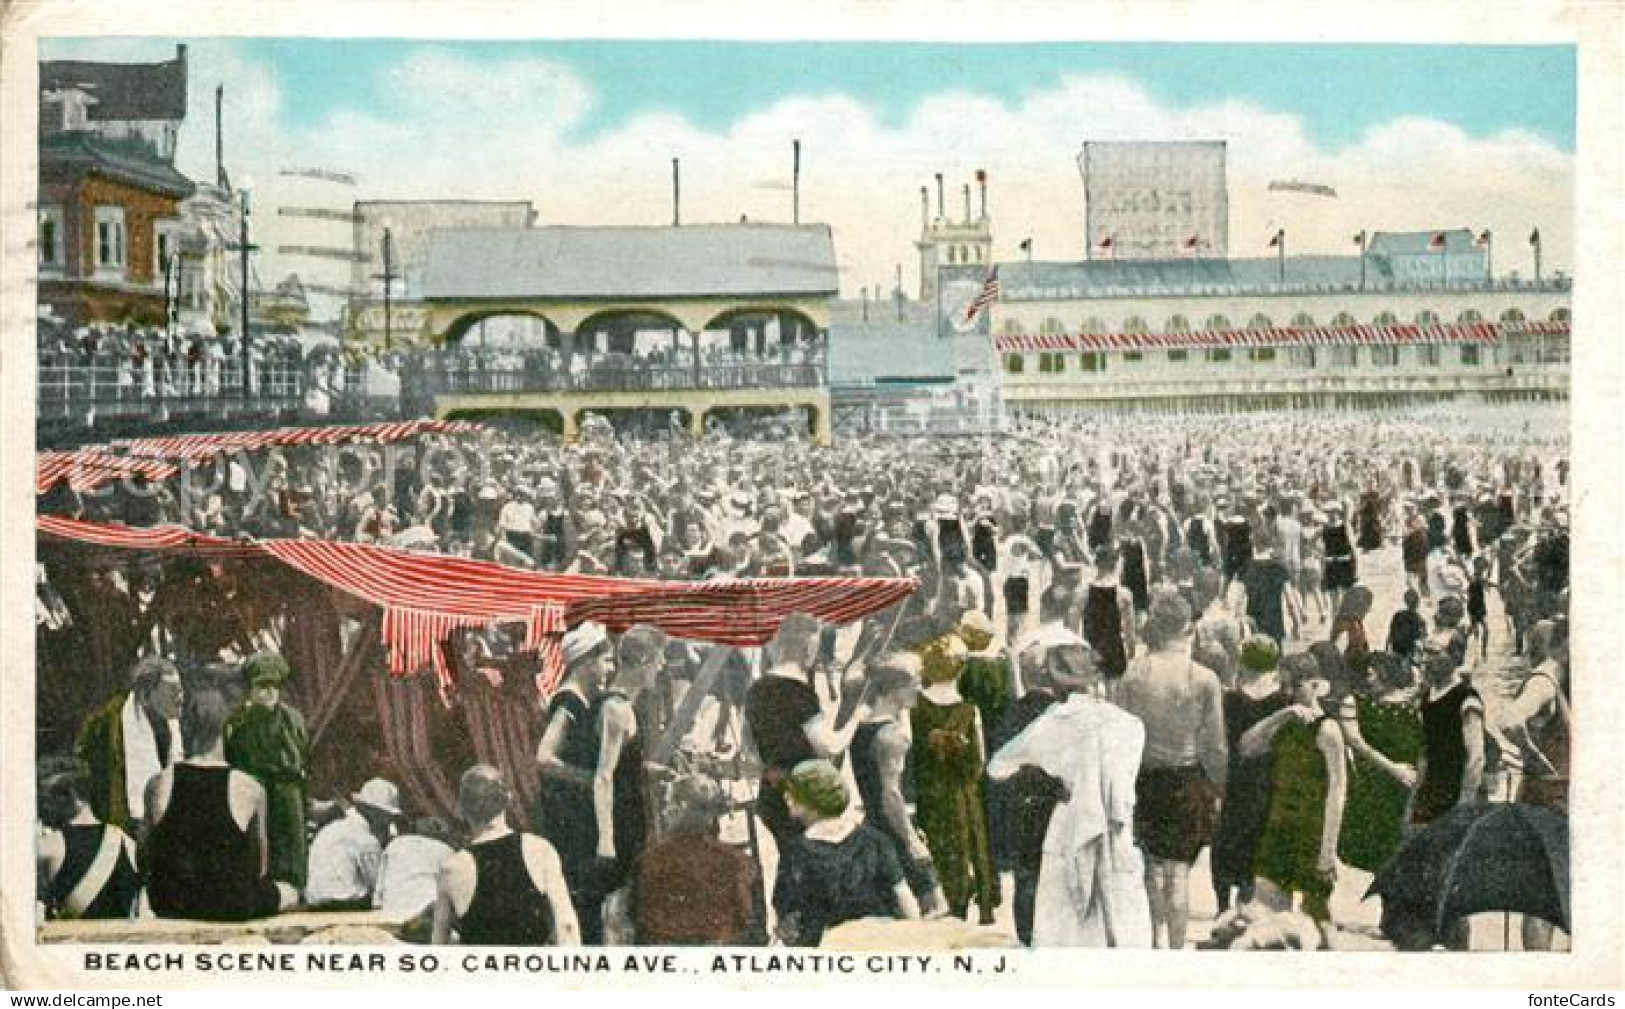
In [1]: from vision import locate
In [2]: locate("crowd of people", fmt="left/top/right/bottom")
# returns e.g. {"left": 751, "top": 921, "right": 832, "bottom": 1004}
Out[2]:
{"left": 35, "top": 405, "right": 1571, "bottom": 949}
{"left": 37, "top": 319, "right": 309, "bottom": 404}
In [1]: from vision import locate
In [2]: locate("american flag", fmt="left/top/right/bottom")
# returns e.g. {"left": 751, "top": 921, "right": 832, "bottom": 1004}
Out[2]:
{"left": 962, "top": 266, "right": 1000, "bottom": 327}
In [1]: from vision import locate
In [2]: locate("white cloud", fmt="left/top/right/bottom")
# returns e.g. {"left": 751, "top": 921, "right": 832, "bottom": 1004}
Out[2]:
{"left": 158, "top": 44, "right": 1573, "bottom": 309}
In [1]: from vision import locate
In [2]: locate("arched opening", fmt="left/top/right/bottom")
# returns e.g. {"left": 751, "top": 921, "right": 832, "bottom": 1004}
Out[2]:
{"left": 1165, "top": 314, "right": 1191, "bottom": 333}
{"left": 1204, "top": 314, "right": 1231, "bottom": 332}
{"left": 573, "top": 309, "right": 689, "bottom": 358}
{"left": 1331, "top": 311, "right": 1357, "bottom": 327}
{"left": 1373, "top": 310, "right": 1400, "bottom": 326}
{"left": 1457, "top": 308, "right": 1484, "bottom": 324}
{"left": 1082, "top": 316, "right": 1108, "bottom": 334}
{"left": 1122, "top": 315, "right": 1150, "bottom": 334}
{"left": 702, "top": 307, "right": 824, "bottom": 360}
{"left": 1040, "top": 317, "right": 1066, "bottom": 335}
{"left": 1289, "top": 312, "right": 1315, "bottom": 328}
{"left": 573, "top": 407, "right": 694, "bottom": 441}
{"left": 1415, "top": 309, "right": 1440, "bottom": 326}
{"left": 1246, "top": 313, "right": 1273, "bottom": 330}
{"left": 443, "top": 407, "right": 564, "bottom": 437}
{"left": 1550, "top": 307, "right": 1571, "bottom": 323}
{"left": 1499, "top": 308, "right": 1527, "bottom": 323}
{"left": 442, "top": 310, "right": 561, "bottom": 349}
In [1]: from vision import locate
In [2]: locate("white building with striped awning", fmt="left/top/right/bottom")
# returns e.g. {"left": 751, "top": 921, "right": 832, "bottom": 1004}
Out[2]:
{"left": 985, "top": 252, "right": 1570, "bottom": 414}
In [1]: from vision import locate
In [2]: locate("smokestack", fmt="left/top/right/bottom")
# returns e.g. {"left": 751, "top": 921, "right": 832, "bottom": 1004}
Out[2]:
{"left": 672, "top": 157, "right": 680, "bottom": 226}
{"left": 792, "top": 139, "right": 801, "bottom": 225}
{"left": 215, "top": 85, "right": 224, "bottom": 189}
{"left": 920, "top": 186, "right": 930, "bottom": 230}
{"left": 935, "top": 173, "right": 944, "bottom": 223}
{"left": 962, "top": 183, "right": 971, "bottom": 225}
{"left": 977, "top": 168, "right": 987, "bottom": 221}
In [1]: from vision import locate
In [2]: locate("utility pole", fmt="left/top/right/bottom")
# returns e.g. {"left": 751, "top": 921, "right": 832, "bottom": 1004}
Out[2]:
{"left": 792, "top": 139, "right": 801, "bottom": 225}
{"left": 672, "top": 158, "right": 681, "bottom": 226}
{"left": 373, "top": 226, "right": 398, "bottom": 352}
{"left": 237, "top": 188, "right": 256, "bottom": 394}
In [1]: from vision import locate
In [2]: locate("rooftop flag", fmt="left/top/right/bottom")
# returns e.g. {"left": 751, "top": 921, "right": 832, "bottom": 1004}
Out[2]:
{"left": 962, "top": 265, "right": 1000, "bottom": 327}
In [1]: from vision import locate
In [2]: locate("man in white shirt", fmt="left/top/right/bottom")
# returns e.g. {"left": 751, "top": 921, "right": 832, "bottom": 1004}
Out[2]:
{"left": 988, "top": 629, "right": 1151, "bottom": 948}
{"left": 374, "top": 816, "right": 456, "bottom": 931}
{"left": 305, "top": 777, "right": 400, "bottom": 910}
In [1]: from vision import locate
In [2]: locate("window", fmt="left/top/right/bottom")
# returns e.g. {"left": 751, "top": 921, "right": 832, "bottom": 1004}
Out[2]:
{"left": 1370, "top": 346, "right": 1399, "bottom": 366}
{"left": 1415, "top": 310, "right": 1440, "bottom": 326}
{"left": 1003, "top": 353, "right": 1025, "bottom": 374}
{"left": 1078, "top": 352, "right": 1104, "bottom": 372}
{"left": 1457, "top": 309, "right": 1483, "bottom": 324}
{"left": 37, "top": 206, "right": 63, "bottom": 268}
{"left": 1288, "top": 346, "right": 1317, "bottom": 368}
{"left": 1204, "top": 314, "right": 1231, "bottom": 332}
{"left": 1247, "top": 347, "right": 1276, "bottom": 363}
{"left": 1499, "top": 308, "right": 1526, "bottom": 324}
{"left": 1040, "top": 317, "right": 1066, "bottom": 336}
{"left": 154, "top": 220, "right": 182, "bottom": 283}
{"left": 1289, "top": 312, "right": 1315, "bottom": 329}
{"left": 1330, "top": 346, "right": 1358, "bottom": 367}
{"left": 1373, "top": 311, "right": 1400, "bottom": 326}
{"left": 1418, "top": 345, "right": 1441, "bottom": 367}
{"left": 1123, "top": 351, "right": 1144, "bottom": 363}
{"left": 1246, "top": 313, "right": 1273, "bottom": 331}
{"left": 1331, "top": 312, "right": 1357, "bottom": 327}
{"left": 1166, "top": 314, "right": 1192, "bottom": 333}
{"left": 1550, "top": 308, "right": 1571, "bottom": 323}
{"left": 1460, "top": 344, "right": 1482, "bottom": 366}
{"left": 1001, "top": 318, "right": 1024, "bottom": 336}
{"left": 1206, "top": 347, "right": 1232, "bottom": 363}
{"left": 94, "top": 207, "right": 126, "bottom": 272}
{"left": 1167, "top": 349, "right": 1189, "bottom": 363}
{"left": 1038, "top": 352, "right": 1066, "bottom": 374}
{"left": 1082, "top": 316, "right": 1107, "bottom": 334}
{"left": 1121, "top": 315, "right": 1149, "bottom": 334}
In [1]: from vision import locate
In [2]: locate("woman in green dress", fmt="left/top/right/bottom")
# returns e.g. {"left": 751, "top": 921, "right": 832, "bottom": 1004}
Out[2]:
{"left": 1336, "top": 650, "right": 1422, "bottom": 874}
{"left": 955, "top": 610, "right": 1012, "bottom": 755}
{"left": 1243, "top": 650, "right": 1348, "bottom": 947}
{"left": 910, "top": 634, "right": 998, "bottom": 924}
{"left": 223, "top": 652, "right": 311, "bottom": 889}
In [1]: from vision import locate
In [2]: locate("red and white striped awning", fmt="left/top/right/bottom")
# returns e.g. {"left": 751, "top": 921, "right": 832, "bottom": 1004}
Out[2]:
{"left": 109, "top": 418, "right": 481, "bottom": 460}
{"left": 37, "top": 419, "right": 482, "bottom": 494}
{"left": 37, "top": 516, "right": 916, "bottom": 697}
{"left": 994, "top": 319, "right": 1563, "bottom": 354}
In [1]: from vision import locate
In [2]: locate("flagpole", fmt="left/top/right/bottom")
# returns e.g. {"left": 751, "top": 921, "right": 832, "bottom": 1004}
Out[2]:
{"left": 1277, "top": 229, "right": 1286, "bottom": 284}
{"left": 1358, "top": 231, "right": 1367, "bottom": 292}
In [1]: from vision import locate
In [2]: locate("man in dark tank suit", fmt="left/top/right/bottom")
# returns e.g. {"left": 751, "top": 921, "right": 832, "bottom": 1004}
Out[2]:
{"left": 1082, "top": 551, "right": 1133, "bottom": 682}
{"left": 434, "top": 765, "right": 579, "bottom": 945}
{"left": 143, "top": 689, "right": 288, "bottom": 922}
{"left": 1411, "top": 634, "right": 1487, "bottom": 826}
{"left": 36, "top": 756, "right": 140, "bottom": 921}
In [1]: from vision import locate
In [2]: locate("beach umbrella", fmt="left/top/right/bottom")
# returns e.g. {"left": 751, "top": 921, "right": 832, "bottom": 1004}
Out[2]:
{"left": 1366, "top": 802, "right": 1567, "bottom": 950}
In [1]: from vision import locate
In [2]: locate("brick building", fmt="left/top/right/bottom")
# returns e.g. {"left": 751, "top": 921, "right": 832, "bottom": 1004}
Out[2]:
{"left": 37, "top": 46, "right": 195, "bottom": 327}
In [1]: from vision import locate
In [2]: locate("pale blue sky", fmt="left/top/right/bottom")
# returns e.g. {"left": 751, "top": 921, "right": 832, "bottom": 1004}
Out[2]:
{"left": 44, "top": 38, "right": 1575, "bottom": 151}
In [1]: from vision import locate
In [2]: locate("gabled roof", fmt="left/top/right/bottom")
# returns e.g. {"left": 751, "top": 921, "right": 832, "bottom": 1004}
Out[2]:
{"left": 422, "top": 224, "right": 839, "bottom": 301}
{"left": 1367, "top": 229, "right": 1481, "bottom": 256}
{"left": 40, "top": 46, "right": 188, "bottom": 122}
{"left": 998, "top": 255, "right": 1383, "bottom": 300}
{"left": 40, "top": 131, "right": 195, "bottom": 198}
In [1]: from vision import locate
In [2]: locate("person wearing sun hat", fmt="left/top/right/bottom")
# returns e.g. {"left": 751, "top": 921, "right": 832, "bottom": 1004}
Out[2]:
{"left": 305, "top": 775, "right": 402, "bottom": 910}
{"left": 535, "top": 620, "right": 616, "bottom": 941}
{"left": 225, "top": 651, "right": 311, "bottom": 888}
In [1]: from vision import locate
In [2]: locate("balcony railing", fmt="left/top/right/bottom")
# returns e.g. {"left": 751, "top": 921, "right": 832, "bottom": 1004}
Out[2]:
{"left": 36, "top": 361, "right": 308, "bottom": 418}
{"left": 402, "top": 357, "right": 828, "bottom": 397}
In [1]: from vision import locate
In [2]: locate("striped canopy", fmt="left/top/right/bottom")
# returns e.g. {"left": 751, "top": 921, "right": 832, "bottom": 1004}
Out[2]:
{"left": 36, "top": 418, "right": 482, "bottom": 494}
{"left": 995, "top": 319, "right": 1566, "bottom": 354}
{"left": 37, "top": 516, "right": 916, "bottom": 697}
